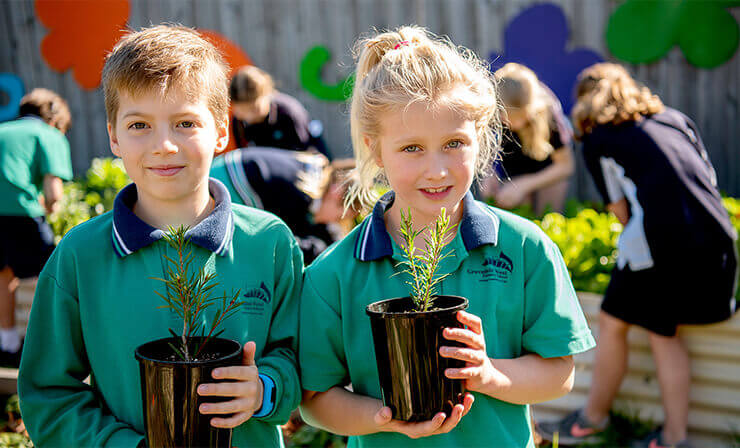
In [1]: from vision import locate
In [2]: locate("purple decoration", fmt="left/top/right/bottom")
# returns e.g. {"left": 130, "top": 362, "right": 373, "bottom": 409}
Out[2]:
{"left": 490, "top": 3, "right": 603, "bottom": 113}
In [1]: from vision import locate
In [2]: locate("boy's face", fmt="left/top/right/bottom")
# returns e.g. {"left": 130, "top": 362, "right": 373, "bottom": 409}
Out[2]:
{"left": 232, "top": 95, "right": 270, "bottom": 124}
{"left": 107, "top": 87, "right": 229, "bottom": 208}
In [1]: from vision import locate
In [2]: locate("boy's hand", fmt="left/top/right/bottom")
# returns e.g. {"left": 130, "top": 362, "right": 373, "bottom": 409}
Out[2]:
{"left": 441, "top": 311, "right": 505, "bottom": 394}
{"left": 373, "top": 393, "right": 474, "bottom": 438}
{"left": 197, "top": 341, "right": 263, "bottom": 428}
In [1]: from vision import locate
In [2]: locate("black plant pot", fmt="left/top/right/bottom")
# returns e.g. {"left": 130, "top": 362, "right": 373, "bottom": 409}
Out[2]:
{"left": 135, "top": 337, "right": 242, "bottom": 448}
{"left": 366, "top": 295, "right": 469, "bottom": 422}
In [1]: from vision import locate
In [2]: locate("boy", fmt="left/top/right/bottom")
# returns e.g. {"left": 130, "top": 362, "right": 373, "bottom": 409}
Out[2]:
{"left": 0, "top": 88, "right": 72, "bottom": 366}
{"left": 18, "top": 25, "right": 302, "bottom": 448}
{"left": 230, "top": 65, "right": 331, "bottom": 158}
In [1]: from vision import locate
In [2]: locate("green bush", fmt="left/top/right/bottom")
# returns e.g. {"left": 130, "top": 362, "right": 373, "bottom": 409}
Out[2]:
{"left": 0, "top": 395, "right": 31, "bottom": 448}
{"left": 536, "top": 209, "right": 621, "bottom": 295}
{"left": 507, "top": 197, "right": 740, "bottom": 295}
{"left": 48, "top": 158, "right": 130, "bottom": 242}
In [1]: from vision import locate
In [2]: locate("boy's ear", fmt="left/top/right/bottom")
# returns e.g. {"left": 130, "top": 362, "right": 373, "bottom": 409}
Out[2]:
{"left": 107, "top": 122, "right": 121, "bottom": 157}
{"left": 214, "top": 118, "right": 230, "bottom": 154}
{"left": 364, "top": 135, "right": 383, "bottom": 167}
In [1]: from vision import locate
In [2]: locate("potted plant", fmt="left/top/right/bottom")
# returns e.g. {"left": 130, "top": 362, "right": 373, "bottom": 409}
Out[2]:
{"left": 366, "top": 208, "right": 469, "bottom": 422}
{"left": 135, "top": 225, "right": 244, "bottom": 448}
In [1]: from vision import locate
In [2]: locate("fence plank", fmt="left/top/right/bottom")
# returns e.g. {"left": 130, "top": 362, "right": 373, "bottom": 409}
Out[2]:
{"left": 1, "top": 0, "right": 738, "bottom": 196}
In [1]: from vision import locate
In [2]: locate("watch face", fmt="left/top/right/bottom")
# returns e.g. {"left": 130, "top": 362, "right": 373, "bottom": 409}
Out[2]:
{"left": 273, "top": 130, "right": 283, "bottom": 140}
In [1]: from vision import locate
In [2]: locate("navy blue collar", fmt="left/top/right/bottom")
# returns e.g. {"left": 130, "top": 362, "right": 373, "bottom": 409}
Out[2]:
{"left": 111, "top": 178, "right": 235, "bottom": 258}
{"left": 353, "top": 190, "right": 499, "bottom": 261}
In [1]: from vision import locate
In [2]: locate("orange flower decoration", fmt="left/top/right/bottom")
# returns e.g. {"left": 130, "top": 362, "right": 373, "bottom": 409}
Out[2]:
{"left": 36, "top": 0, "right": 130, "bottom": 90}
{"left": 198, "top": 30, "right": 253, "bottom": 151}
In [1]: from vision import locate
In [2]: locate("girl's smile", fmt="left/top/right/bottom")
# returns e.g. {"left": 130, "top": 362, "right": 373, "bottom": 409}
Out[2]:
{"left": 419, "top": 185, "right": 453, "bottom": 200}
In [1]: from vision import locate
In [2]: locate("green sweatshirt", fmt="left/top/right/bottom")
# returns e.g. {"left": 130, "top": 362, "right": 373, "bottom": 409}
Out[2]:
{"left": 18, "top": 179, "right": 302, "bottom": 447}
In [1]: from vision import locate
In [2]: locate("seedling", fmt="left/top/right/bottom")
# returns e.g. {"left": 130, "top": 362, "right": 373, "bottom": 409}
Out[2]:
{"left": 152, "top": 225, "right": 243, "bottom": 361}
{"left": 397, "top": 207, "right": 456, "bottom": 312}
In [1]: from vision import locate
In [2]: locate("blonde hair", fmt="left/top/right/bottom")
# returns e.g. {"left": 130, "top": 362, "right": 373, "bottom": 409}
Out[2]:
{"left": 102, "top": 24, "right": 230, "bottom": 128}
{"left": 495, "top": 63, "right": 553, "bottom": 161}
{"left": 19, "top": 88, "right": 72, "bottom": 134}
{"left": 230, "top": 66, "right": 275, "bottom": 103}
{"left": 347, "top": 25, "right": 502, "bottom": 211}
{"left": 572, "top": 63, "right": 664, "bottom": 137}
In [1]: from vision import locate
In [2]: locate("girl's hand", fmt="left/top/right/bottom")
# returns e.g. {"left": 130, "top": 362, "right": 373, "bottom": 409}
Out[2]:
{"left": 495, "top": 182, "right": 527, "bottom": 209}
{"left": 197, "top": 341, "right": 263, "bottom": 428}
{"left": 441, "top": 311, "right": 506, "bottom": 394}
{"left": 479, "top": 175, "right": 500, "bottom": 199}
{"left": 373, "top": 393, "right": 475, "bottom": 439}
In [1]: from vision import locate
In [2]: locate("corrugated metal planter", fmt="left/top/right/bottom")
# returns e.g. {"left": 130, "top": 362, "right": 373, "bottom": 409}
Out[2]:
{"left": 15, "top": 278, "right": 35, "bottom": 338}
{"left": 534, "top": 292, "right": 740, "bottom": 448}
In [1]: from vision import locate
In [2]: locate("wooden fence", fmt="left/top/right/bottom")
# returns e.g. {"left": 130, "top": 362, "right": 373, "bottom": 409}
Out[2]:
{"left": 2, "top": 0, "right": 739, "bottom": 199}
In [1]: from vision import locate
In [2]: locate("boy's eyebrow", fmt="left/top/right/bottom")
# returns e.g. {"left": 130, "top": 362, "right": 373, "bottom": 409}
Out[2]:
{"left": 119, "top": 110, "right": 202, "bottom": 120}
{"left": 120, "top": 110, "right": 150, "bottom": 119}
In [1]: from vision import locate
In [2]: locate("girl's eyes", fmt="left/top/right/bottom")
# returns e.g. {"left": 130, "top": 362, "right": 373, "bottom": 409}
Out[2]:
{"left": 401, "top": 140, "right": 466, "bottom": 152}
{"left": 446, "top": 139, "right": 464, "bottom": 149}
{"left": 178, "top": 121, "right": 196, "bottom": 129}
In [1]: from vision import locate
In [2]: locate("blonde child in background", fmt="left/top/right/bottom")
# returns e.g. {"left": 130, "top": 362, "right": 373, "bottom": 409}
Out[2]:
{"left": 481, "top": 63, "right": 575, "bottom": 214}
{"left": 298, "top": 26, "right": 595, "bottom": 447}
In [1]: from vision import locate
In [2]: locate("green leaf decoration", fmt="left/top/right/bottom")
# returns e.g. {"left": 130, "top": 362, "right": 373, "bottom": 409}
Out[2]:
{"left": 606, "top": 0, "right": 740, "bottom": 68}
{"left": 299, "top": 45, "right": 354, "bottom": 102}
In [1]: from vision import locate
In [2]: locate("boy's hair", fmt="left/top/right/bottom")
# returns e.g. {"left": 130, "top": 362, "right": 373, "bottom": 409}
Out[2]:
{"left": 572, "top": 63, "right": 664, "bottom": 137}
{"left": 347, "top": 25, "right": 502, "bottom": 211}
{"left": 495, "top": 63, "right": 553, "bottom": 161}
{"left": 230, "top": 66, "right": 275, "bottom": 103}
{"left": 102, "top": 24, "right": 229, "bottom": 128}
{"left": 19, "top": 88, "right": 72, "bottom": 134}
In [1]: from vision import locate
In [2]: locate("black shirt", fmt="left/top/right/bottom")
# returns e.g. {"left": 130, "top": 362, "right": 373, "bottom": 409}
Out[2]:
{"left": 496, "top": 90, "right": 573, "bottom": 179}
{"left": 497, "top": 124, "right": 567, "bottom": 178}
{"left": 231, "top": 92, "right": 330, "bottom": 158}
{"left": 582, "top": 107, "right": 736, "bottom": 257}
{"left": 217, "top": 147, "right": 334, "bottom": 263}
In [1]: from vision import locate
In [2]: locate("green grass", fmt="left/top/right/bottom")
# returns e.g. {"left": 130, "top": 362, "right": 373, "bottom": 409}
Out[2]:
{"left": 536, "top": 407, "right": 654, "bottom": 448}
{"left": 285, "top": 424, "right": 347, "bottom": 448}
{"left": 579, "top": 407, "right": 654, "bottom": 448}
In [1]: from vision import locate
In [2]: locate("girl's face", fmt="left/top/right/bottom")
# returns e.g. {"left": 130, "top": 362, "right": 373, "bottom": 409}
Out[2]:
{"left": 369, "top": 100, "right": 479, "bottom": 229}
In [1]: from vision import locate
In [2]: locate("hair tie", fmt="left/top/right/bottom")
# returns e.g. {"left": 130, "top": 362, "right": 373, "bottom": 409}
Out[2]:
{"left": 394, "top": 41, "right": 409, "bottom": 50}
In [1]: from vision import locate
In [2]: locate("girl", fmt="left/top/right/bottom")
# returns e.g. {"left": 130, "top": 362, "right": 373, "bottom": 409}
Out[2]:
{"left": 481, "top": 63, "right": 574, "bottom": 214}
{"left": 299, "top": 26, "right": 595, "bottom": 447}
{"left": 230, "top": 65, "right": 330, "bottom": 158}
{"left": 539, "top": 63, "right": 737, "bottom": 448}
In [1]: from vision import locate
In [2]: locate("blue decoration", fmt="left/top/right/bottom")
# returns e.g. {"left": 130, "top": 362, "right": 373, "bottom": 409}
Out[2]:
{"left": 0, "top": 74, "right": 25, "bottom": 122}
{"left": 489, "top": 3, "right": 603, "bottom": 113}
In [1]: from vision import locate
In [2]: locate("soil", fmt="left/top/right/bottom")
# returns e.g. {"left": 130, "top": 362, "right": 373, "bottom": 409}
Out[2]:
{"left": 161, "top": 350, "right": 227, "bottom": 363}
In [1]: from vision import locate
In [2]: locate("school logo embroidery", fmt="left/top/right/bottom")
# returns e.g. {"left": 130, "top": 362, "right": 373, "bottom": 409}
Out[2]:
{"left": 468, "top": 252, "right": 513, "bottom": 283}
{"left": 241, "top": 282, "right": 271, "bottom": 315}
